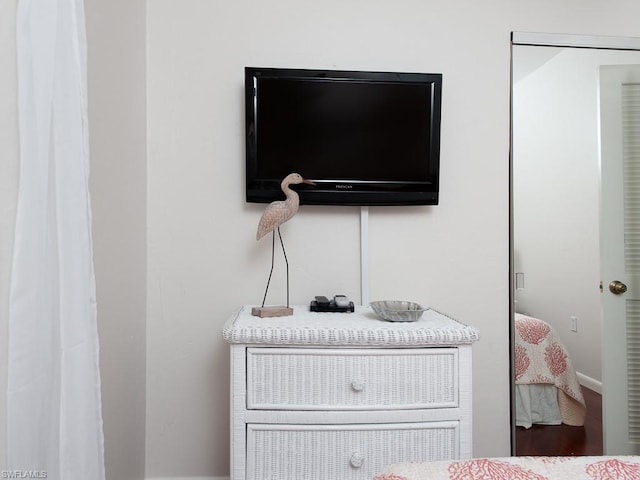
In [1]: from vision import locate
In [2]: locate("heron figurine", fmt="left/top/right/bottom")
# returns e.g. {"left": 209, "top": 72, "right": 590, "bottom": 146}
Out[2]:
{"left": 252, "top": 173, "right": 315, "bottom": 317}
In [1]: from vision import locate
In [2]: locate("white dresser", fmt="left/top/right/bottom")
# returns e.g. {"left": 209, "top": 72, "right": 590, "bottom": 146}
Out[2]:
{"left": 222, "top": 305, "right": 479, "bottom": 480}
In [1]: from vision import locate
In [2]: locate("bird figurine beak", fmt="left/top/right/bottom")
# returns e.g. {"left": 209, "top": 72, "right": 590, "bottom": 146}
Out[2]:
{"left": 302, "top": 179, "right": 316, "bottom": 186}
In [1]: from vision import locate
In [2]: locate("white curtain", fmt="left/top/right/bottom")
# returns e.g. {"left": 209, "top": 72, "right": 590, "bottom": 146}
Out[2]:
{"left": 7, "top": 0, "right": 105, "bottom": 478}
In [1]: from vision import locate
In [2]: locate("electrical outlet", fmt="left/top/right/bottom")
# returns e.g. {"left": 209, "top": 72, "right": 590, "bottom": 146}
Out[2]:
{"left": 570, "top": 316, "right": 578, "bottom": 332}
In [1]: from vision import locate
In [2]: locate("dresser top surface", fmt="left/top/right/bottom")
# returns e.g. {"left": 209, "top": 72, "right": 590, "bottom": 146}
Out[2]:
{"left": 223, "top": 305, "right": 480, "bottom": 346}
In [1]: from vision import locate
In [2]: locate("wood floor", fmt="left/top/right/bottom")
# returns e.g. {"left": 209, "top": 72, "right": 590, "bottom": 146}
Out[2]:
{"left": 515, "top": 387, "right": 603, "bottom": 456}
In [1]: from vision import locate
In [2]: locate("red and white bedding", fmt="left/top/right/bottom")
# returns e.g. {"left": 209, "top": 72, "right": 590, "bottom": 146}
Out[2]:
{"left": 515, "top": 313, "right": 586, "bottom": 427}
{"left": 375, "top": 456, "right": 640, "bottom": 480}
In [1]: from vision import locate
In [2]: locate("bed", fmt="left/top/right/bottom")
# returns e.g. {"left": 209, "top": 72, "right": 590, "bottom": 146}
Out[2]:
{"left": 374, "top": 456, "right": 640, "bottom": 480}
{"left": 514, "top": 313, "right": 586, "bottom": 428}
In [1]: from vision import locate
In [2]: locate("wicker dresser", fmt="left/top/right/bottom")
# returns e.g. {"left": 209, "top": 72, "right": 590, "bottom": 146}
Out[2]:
{"left": 222, "top": 305, "right": 479, "bottom": 480}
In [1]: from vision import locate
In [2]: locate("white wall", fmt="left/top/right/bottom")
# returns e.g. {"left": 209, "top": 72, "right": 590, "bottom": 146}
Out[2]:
{"left": 513, "top": 46, "right": 640, "bottom": 386}
{"left": 145, "top": 1, "right": 638, "bottom": 477}
{"left": 84, "top": 0, "right": 148, "bottom": 478}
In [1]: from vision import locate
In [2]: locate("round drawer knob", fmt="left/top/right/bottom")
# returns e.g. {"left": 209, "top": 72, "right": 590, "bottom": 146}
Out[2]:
{"left": 350, "top": 379, "right": 365, "bottom": 392}
{"left": 350, "top": 452, "right": 365, "bottom": 468}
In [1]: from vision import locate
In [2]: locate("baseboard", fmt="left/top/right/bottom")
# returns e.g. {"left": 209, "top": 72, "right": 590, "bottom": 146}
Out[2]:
{"left": 576, "top": 371, "right": 602, "bottom": 394}
{"left": 145, "top": 477, "right": 228, "bottom": 480}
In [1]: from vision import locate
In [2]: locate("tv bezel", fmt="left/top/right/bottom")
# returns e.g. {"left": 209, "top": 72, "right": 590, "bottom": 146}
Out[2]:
{"left": 245, "top": 67, "right": 442, "bottom": 206}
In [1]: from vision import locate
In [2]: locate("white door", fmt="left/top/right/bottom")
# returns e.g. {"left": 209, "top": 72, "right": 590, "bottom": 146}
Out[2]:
{"left": 600, "top": 64, "right": 640, "bottom": 454}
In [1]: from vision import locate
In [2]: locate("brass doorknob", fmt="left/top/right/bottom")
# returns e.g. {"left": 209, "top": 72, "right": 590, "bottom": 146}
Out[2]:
{"left": 609, "top": 280, "right": 628, "bottom": 294}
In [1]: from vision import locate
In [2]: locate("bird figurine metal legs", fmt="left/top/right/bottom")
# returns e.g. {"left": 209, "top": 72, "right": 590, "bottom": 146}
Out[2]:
{"left": 259, "top": 226, "right": 289, "bottom": 311}
{"left": 252, "top": 173, "right": 314, "bottom": 318}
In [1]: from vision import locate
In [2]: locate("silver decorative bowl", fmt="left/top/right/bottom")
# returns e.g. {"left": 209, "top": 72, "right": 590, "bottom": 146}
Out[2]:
{"left": 369, "top": 300, "right": 427, "bottom": 322}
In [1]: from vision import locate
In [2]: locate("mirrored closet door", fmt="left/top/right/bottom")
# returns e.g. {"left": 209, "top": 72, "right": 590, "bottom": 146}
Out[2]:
{"left": 511, "top": 32, "right": 640, "bottom": 455}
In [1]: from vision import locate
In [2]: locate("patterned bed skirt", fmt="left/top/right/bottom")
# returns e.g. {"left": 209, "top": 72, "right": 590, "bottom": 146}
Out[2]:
{"left": 374, "top": 456, "right": 640, "bottom": 480}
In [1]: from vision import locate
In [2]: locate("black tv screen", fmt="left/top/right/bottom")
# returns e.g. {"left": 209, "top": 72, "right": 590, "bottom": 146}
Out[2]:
{"left": 245, "top": 67, "right": 442, "bottom": 206}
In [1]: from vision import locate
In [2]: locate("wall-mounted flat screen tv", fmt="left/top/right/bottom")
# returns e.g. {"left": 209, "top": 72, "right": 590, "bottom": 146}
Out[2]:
{"left": 245, "top": 67, "right": 442, "bottom": 206}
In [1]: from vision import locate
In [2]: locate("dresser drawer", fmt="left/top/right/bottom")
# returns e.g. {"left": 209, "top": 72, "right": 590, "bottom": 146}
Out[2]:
{"left": 246, "top": 347, "right": 458, "bottom": 410}
{"left": 246, "top": 421, "right": 458, "bottom": 480}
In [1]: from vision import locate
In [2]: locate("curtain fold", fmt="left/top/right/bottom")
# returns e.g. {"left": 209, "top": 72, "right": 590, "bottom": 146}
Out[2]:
{"left": 8, "top": 0, "right": 105, "bottom": 478}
